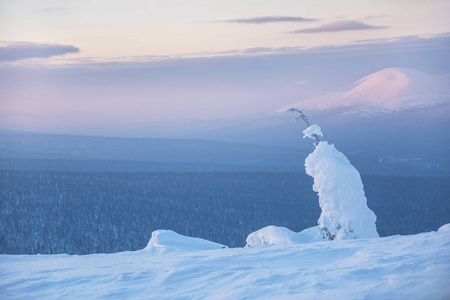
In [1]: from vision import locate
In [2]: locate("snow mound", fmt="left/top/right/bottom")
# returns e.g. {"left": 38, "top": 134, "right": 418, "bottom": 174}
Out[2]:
{"left": 144, "top": 230, "right": 226, "bottom": 253}
{"left": 246, "top": 225, "right": 298, "bottom": 246}
{"left": 246, "top": 225, "right": 323, "bottom": 246}
{"left": 295, "top": 225, "right": 324, "bottom": 243}
{"left": 438, "top": 223, "right": 450, "bottom": 232}
{"left": 277, "top": 68, "right": 450, "bottom": 114}
{"left": 305, "top": 139, "right": 379, "bottom": 240}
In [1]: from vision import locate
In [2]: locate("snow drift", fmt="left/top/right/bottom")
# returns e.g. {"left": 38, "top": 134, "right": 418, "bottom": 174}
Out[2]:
{"left": 144, "top": 230, "right": 226, "bottom": 253}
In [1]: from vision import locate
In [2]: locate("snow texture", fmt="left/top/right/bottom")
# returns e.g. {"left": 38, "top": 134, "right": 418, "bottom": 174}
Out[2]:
{"left": 304, "top": 125, "right": 379, "bottom": 240}
{"left": 1, "top": 227, "right": 449, "bottom": 299}
{"left": 144, "top": 230, "right": 227, "bottom": 253}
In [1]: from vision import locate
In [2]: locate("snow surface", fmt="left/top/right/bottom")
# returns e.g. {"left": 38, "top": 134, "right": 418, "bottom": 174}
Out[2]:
{"left": 304, "top": 125, "right": 379, "bottom": 240}
{"left": 438, "top": 223, "right": 450, "bottom": 232}
{"left": 1, "top": 228, "right": 449, "bottom": 299}
{"left": 277, "top": 68, "right": 450, "bottom": 114}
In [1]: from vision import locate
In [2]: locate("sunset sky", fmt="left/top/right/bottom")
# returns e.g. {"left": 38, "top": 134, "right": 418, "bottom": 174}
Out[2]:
{"left": 0, "top": 0, "right": 449, "bottom": 136}
{"left": 1, "top": 0, "right": 449, "bottom": 60}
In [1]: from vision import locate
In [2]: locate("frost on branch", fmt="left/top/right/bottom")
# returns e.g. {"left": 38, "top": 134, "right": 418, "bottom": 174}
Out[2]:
{"left": 304, "top": 124, "right": 379, "bottom": 240}
{"left": 285, "top": 108, "right": 310, "bottom": 127}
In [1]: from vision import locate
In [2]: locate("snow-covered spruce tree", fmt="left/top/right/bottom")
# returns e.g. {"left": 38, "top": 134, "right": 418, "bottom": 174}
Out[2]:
{"left": 288, "top": 109, "right": 379, "bottom": 240}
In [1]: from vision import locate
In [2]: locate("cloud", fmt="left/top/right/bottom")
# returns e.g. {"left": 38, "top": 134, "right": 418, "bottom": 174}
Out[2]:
{"left": 290, "top": 20, "right": 387, "bottom": 33}
{"left": 292, "top": 80, "right": 309, "bottom": 86}
{"left": 0, "top": 42, "right": 79, "bottom": 61}
{"left": 363, "top": 15, "right": 388, "bottom": 20}
{"left": 216, "top": 16, "right": 318, "bottom": 24}
{"left": 4, "top": 34, "right": 448, "bottom": 69}
{"left": 186, "top": 46, "right": 303, "bottom": 57}
{"left": 176, "top": 34, "right": 449, "bottom": 61}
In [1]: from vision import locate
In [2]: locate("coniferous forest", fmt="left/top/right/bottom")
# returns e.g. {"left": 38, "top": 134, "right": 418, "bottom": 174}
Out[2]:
{"left": 1, "top": 170, "right": 449, "bottom": 254}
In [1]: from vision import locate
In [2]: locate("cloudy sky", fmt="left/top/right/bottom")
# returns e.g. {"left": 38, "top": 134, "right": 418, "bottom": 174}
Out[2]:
{"left": 0, "top": 0, "right": 449, "bottom": 136}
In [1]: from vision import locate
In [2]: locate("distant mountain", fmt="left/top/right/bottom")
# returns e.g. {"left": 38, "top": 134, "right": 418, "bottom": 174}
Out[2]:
{"left": 191, "top": 68, "right": 450, "bottom": 176}
{"left": 1, "top": 68, "right": 448, "bottom": 176}
{"left": 277, "top": 68, "right": 450, "bottom": 115}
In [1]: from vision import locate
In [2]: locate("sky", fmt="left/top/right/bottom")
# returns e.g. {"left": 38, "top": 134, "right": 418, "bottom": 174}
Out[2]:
{"left": 0, "top": 0, "right": 449, "bottom": 137}
{"left": 1, "top": 0, "right": 449, "bottom": 58}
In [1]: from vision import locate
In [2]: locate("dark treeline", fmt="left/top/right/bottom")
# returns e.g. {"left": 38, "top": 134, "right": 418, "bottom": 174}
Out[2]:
{"left": 0, "top": 171, "right": 449, "bottom": 254}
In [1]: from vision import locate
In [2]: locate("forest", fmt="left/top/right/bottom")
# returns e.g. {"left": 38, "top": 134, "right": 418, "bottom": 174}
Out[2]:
{"left": 1, "top": 170, "right": 449, "bottom": 254}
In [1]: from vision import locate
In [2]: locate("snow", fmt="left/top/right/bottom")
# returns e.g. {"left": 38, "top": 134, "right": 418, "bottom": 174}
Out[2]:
{"left": 302, "top": 124, "right": 323, "bottom": 140}
{"left": 438, "top": 223, "right": 450, "bottom": 232}
{"left": 277, "top": 68, "right": 450, "bottom": 114}
{"left": 304, "top": 129, "right": 379, "bottom": 240}
{"left": 144, "top": 230, "right": 227, "bottom": 253}
{"left": 246, "top": 124, "right": 379, "bottom": 244}
{"left": 246, "top": 225, "right": 323, "bottom": 246}
{"left": 1, "top": 227, "right": 449, "bottom": 299}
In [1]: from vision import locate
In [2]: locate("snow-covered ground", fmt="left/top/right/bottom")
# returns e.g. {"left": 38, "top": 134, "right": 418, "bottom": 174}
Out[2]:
{"left": 1, "top": 226, "right": 449, "bottom": 300}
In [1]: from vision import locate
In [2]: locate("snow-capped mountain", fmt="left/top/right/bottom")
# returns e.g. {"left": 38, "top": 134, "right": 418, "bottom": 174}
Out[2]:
{"left": 185, "top": 68, "right": 450, "bottom": 175}
{"left": 277, "top": 68, "right": 450, "bottom": 115}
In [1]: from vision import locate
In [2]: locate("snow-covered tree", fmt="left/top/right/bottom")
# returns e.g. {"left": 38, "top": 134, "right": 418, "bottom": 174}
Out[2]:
{"left": 303, "top": 124, "right": 379, "bottom": 240}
